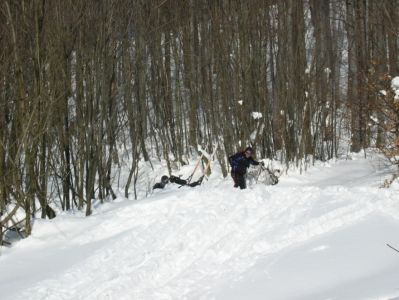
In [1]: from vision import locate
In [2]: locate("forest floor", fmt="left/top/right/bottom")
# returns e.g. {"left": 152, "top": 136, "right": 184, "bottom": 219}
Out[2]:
{"left": 1, "top": 151, "right": 399, "bottom": 300}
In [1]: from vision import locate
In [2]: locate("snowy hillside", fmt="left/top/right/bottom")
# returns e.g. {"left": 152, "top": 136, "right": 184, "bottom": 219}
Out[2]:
{"left": 1, "top": 152, "right": 399, "bottom": 300}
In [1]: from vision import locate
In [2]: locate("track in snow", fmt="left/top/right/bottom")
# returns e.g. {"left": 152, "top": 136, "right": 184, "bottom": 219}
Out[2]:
{"left": 1, "top": 154, "right": 399, "bottom": 300}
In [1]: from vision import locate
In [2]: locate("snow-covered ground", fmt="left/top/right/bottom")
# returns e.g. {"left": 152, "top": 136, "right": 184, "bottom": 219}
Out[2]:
{"left": 1, "top": 152, "right": 399, "bottom": 300}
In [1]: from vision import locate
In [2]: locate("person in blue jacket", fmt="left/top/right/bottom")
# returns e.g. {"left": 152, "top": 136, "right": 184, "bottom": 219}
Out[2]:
{"left": 229, "top": 147, "right": 263, "bottom": 189}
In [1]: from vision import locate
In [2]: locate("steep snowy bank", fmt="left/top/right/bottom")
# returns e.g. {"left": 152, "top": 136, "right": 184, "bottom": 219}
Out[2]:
{"left": 1, "top": 153, "right": 398, "bottom": 300}
{"left": 216, "top": 214, "right": 399, "bottom": 300}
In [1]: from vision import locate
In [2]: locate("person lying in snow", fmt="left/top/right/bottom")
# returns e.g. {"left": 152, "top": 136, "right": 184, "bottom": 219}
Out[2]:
{"left": 152, "top": 175, "right": 204, "bottom": 190}
{"left": 229, "top": 146, "right": 264, "bottom": 189}
{"left": 152, "top": 175, "right": 170, "bottom": 189}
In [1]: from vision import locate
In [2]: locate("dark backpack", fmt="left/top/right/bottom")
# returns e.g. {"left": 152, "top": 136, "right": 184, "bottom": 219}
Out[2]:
{"left": 229, "top": 153, "right": 247, "bottom": 174}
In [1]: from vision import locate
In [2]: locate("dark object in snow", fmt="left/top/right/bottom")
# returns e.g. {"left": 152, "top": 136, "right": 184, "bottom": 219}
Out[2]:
{"left": 387, "top": 243, "right": 399, "bottom": 253}
{"left": 170, "top": 175, "right": 204, "bottom": 187}
{"left": 228, "top": 148, "right": 262, "bottom": 189}
{"left": 153, "top": 175, "right": 170, "bottom": 189}
{"left": 153, "top": 175, "right": 204, "bottom": 190}
{"left": 46, "top": 204, "right": 56, "bottom": 219}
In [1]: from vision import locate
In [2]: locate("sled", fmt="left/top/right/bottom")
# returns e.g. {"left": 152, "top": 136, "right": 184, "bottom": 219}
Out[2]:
{"left": 247, "top": 164, "right": 280, "bottom": 186}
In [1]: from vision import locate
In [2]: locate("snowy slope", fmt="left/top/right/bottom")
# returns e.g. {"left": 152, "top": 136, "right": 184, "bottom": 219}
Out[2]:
{"left": 1, "top": 153, "right": 399, "bottom": 300}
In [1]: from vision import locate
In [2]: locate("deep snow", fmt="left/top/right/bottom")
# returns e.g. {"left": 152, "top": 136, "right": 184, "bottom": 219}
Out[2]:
{"left": 1, "top": 152, "right": 399, "bottom": 300}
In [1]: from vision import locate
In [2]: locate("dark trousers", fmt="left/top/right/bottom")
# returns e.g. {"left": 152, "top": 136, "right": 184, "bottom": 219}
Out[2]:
{"left": 231, "top": 172, "right": 246, "bottom": 189}
{"left": 169, "top": 175, "right": 203, "bottom": 187}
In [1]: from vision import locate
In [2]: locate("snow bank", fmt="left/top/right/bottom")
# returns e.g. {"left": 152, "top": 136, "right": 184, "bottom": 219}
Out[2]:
{"left": 1, "top": 154, "right": 399, "bottom": 300}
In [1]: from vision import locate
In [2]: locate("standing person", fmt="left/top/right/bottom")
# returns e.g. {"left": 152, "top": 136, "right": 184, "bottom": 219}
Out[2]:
{"left": 228, "top": 147, "right": 263, "bottom": 189}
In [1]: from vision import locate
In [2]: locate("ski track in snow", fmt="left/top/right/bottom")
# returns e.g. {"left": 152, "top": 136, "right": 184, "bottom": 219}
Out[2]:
{"left": 1, "top": 155, "right": 399, "bottom": 300}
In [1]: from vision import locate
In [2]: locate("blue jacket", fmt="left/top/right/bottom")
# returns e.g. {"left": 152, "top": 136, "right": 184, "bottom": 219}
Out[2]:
{"left": 229, "top": 152, "right": 260, "bottom": 175}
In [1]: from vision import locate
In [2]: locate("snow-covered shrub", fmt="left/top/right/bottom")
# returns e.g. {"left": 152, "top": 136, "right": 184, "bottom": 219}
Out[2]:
{"left": 370, "top": 75, "right": 399, "bottom": 181}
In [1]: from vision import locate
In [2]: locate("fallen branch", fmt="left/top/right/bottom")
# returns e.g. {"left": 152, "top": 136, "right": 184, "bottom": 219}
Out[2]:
{"left": 387, "top": 243, "right": 399, "bottom": 253}
{"left": 0, "top": 203, "right": 21, "bottom": 228}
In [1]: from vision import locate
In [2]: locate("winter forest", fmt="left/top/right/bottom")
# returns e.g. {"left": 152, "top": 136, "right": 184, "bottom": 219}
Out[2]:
{"left": 2, "top": 1, "right": 399, "bottom": 298}
{"left": 1, "top": 0, "right": 399, "bottom": 246}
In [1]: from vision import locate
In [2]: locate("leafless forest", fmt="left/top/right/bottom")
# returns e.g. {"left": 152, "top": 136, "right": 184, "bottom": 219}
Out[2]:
{"left": 1, "top": 0, "right": 398, "bottom": 241}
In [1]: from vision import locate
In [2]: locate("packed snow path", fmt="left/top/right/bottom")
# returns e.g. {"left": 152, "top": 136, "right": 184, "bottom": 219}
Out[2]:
{"left": 1, "top": 154, "right": 399, "bottom": 299}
